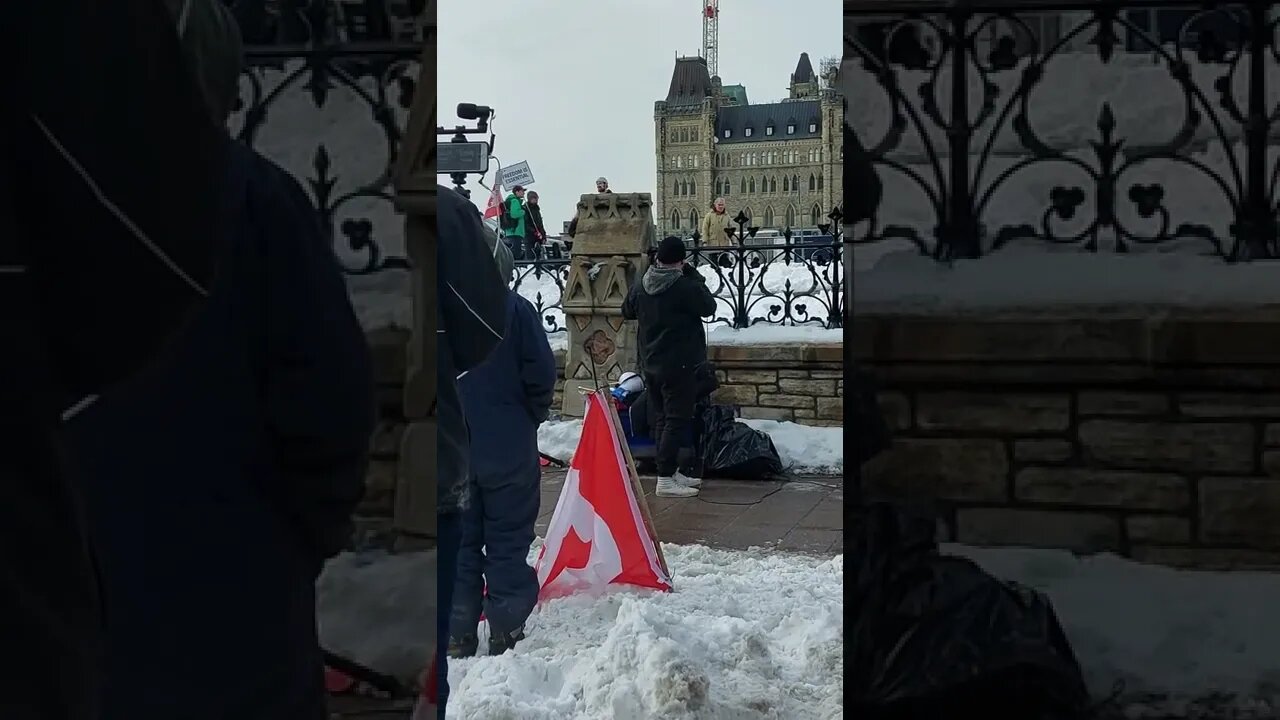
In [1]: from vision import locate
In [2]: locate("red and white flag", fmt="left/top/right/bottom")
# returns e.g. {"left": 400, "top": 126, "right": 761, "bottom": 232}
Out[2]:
{"left": 535, "top": 392, "right": 671, "bottom": 598}
{"left": 483, "top": 163, "right": 504, "bottom": 220}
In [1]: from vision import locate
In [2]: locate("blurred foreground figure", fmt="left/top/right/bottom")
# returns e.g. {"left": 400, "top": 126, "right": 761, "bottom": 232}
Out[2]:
{"left": 1, "top": 2, "right": 236, "bottom": 718}
{"left": 64, "top": 1, "right": 376, "bottom": 718}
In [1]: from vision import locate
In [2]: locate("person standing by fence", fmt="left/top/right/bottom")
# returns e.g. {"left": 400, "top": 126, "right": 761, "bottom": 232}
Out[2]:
{"left": 623, "top": 236, "right": 717, "bottom": 498}
{"left": 524, "top": 190, "right": 549, "bottom": 259}
{"left": 501, "top": 184, "right": 528, "bottom": 260}
{"left": 700, "top": 196, "right": 734, "bottom": 267}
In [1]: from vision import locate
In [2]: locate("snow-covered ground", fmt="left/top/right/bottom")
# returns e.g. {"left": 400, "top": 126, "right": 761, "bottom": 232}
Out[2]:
{"left": 538, "top": 418, "right": 843, "bottom": 476}
{"left": 445, "top": 543, "right": 843, "bottom": 720}
{"left": 316, "top": 541, "right": 1280, "bottom": 718}
{"left": 955, "top": 544, "right": 1280, "bottom": 717}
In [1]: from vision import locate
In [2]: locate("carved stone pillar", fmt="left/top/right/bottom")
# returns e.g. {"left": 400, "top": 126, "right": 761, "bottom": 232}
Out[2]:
{"left": 392, "top": 35, "right": 435, "bottom": 539}
{"left": 560, "top": 192, "right": 656, "bottom": 418}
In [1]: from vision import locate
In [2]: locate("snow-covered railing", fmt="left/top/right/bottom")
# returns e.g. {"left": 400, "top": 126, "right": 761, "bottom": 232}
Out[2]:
{"left": 845, "top": 0, "right": 1280, "bottom": 261}
{"left": 510, "top": 208, "right": 846, "bottom": 340}
{"left": 229, "top": 0, "right": 422, "bottom": 275}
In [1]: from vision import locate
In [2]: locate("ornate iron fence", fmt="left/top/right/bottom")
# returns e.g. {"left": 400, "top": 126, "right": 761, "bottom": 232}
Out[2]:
{"left": 230, "top": 0, "right": 420, "bottom": 274}
{"left": 844, "top": 0, "right": 1280, "bottom": 262}
{"left": 510, "top": 209, "right": 845, "bottom": 340}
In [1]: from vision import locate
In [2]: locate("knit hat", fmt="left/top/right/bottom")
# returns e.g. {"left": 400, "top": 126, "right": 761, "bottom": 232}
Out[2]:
{"left": 656, "top": 235, "right": 686, "bottom": 264}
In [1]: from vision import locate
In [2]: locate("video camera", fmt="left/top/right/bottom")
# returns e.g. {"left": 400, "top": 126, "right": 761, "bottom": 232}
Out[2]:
{"left": 437, "top": 103, "right": 495, "bottom": 200}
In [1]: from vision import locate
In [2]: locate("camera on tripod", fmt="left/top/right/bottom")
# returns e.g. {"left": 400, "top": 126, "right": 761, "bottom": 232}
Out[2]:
{"left": 437, "top": 103, "right": 496, "bottom": 198}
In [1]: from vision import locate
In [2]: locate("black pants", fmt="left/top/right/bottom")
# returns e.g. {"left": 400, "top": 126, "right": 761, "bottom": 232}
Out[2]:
{"left": 523, "top": 236, "right": 542, "bottom": 260}
{"left": 644, "top": 371, "right": 696, "bottom": 477}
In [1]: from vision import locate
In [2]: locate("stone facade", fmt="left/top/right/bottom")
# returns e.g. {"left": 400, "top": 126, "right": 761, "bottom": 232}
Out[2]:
{"left": 654, "top": 54, "right": 842, "bottom": 239}
{"left": 855, "top": 310, "right": 1280, "bottom": 570}
{"left": 551, "top": 342, "right": 843, "bottom": 427}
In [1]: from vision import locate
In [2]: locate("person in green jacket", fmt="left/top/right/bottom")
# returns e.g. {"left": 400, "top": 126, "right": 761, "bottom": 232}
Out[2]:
{"left": 504, "top": 185, "right": 528, "bottom": 259}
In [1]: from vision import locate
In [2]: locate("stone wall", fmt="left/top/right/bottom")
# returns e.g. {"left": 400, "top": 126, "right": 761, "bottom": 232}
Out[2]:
{"left": 551, "top": 342, "right": 844, "bottom": 426}
{"left": 854, "top": 310, "right": 1280, "bottom": 569}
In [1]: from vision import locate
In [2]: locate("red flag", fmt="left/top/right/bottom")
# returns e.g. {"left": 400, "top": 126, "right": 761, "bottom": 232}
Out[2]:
{"left": 535, "top": 392, "right": 671, "bottom": 598}
{"left": 483, "top": 163, "right": 503, "bottom": 220}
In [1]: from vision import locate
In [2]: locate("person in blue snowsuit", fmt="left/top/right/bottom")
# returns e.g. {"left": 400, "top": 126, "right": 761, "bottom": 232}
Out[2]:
{"left": 447, "top": 248, "right": 557, "bottom": 658}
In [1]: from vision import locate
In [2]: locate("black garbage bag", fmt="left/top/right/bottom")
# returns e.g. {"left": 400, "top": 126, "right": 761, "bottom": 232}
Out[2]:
{"left": 850, "top": 504, "right": 1091, "bottom": 720}
{"left": 699, "top": 405, "right": 785, "bottom": 479}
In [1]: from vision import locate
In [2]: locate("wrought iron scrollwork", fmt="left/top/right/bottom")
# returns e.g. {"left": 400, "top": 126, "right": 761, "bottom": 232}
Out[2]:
{"left": 229, "top": 0, "right": 420, "bottom": 275}
{"left": 845, "top": 0, "right": 1280, "bottom": 262}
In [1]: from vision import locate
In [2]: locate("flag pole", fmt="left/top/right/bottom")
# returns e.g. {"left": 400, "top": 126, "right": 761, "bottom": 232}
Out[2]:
{"left": 586, "top": 387, "right": 671, "bottom": 581}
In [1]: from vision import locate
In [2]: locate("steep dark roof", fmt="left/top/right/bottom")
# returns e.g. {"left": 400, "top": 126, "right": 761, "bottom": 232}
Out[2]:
{"left": 792, "top": 52, "right": 815, "bottom": 84}
{"left": 665, "top": 56, "right": 712, "bottom": 105}
{"left": 715, "top": 100, "right": 821, "bottom": 144}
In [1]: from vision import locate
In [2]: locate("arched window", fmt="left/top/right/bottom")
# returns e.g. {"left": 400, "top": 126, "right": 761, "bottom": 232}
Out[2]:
{"left": 671, "top": 209, "right": 681, "bottom": 230}
{"left": 670, "top": 130, "right": 678, "bottom": 142}
{"left": 680, "top": 128, "right": 688, "bottom": 142}
{"left": 811, "top": 204, "right": 821, "bottom": 227}
{"left": 691, "top": 179, "right": 697, "bottom": 195}
{"left": 809, "top": 174, "right": 816, "bottom": 192}
{"left": 742, "top": 207, "right": 753, "bottom": 220}
{"left": 792, "top": 174, "right": 800, "bottom": 191}
{"left": 818, "top": 175, "right": 824, "bottom": 190}
{"left": 682, "top": 180, "right": 690, "bottom": 196}
{"left": 763, "top": 207, "right": 774, "bottom": 228}
{"left": 748, "top": 177, "right": 755, "bottom": 193}
{"left": 770, "top": 176, "right": 777, "bottom": 193}
{"left": 673, "top": 179, "right": 680, "bottom": 195}
{"left": 740, "top": 178, "right": 747, "bottom": 194}
{"left": 690, "top": 209, "right": 699, "bottom": 230}
{"left": 785, "top": 206, "right": 796, "bottom": 229}
{"left": 782, "top": 176, "right": 790, "bottom": 192}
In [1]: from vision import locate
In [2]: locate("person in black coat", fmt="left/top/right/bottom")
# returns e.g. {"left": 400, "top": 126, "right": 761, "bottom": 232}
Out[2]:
{"left": 436, "top": 183, "right": 509, "bottom": 711}
{"left": 622, "top": 236, "right": 717, "bottom": 498}
{"left": 524, "top": 190, "right": 549, "bottom": 259}
{"left": 449, "top": 279, "right": 556, "bottom": 658}
{"left": 63, "top": 4, "right": 377, "bottom": 718}
{"left": 2, "top": 2, "right": 234, "bottom": 718}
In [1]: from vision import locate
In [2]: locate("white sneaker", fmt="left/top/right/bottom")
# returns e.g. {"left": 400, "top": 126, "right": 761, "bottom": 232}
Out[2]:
{"left": 656, "top": 476, "right": 699, "bottom": 497}
{"left": 673, "top": 471, "right": 702, "bottom": 488}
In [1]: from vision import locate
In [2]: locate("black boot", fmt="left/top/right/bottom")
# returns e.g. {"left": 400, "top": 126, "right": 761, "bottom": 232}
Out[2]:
{"left": 487, "top": 624, "right": 525, "bottom": 656}
{"left": 447, "top": 634, "right": 478, "bottom": 659}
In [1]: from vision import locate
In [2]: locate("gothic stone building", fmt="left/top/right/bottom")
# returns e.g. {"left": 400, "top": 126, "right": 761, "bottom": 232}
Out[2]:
{"left": 654, "top": 53, "right": 842, "bottom": 240}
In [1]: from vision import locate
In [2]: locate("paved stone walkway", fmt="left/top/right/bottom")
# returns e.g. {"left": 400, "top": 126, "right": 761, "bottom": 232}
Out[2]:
{"left": 536, "top": 469, "right": 844, "bottom": 555}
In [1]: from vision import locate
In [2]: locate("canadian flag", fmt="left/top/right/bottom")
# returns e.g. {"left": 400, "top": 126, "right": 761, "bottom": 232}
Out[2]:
{"left": 535, "top": 391, "right": 671, "bottom": 598}
{"left": 483, "top": 163, "right": 503, "bottom": 220}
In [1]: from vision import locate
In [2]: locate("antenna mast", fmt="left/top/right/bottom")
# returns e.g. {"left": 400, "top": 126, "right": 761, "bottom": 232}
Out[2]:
{"left": 702, "top": 1, "right": 719, "bottom": 77}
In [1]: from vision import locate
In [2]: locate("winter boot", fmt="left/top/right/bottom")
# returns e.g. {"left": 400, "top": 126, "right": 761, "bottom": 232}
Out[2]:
{"left": 656, "top": 476, "right": 699, "bottom": 497}
{"left": 446, "top": 634, "right": 478, "bottom": 659}
{"left": 672, "top": 470, "right": 702, "bottom": 488}
{"left": 488, "top": 624, "right": 525, "bottom": 656}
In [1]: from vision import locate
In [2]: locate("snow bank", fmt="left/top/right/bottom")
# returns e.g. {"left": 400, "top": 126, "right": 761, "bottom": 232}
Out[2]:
{"left": 447, "top": 543, "right": 843, "bottom": 719}
{"left": 539, "top": 418, "right": 843, "bottom": 476}
{"left": 954, "top": 544, "right": 1280, "bottom": 714}
{"left": 317, "top": 549, "right": 436, "bottom": 681}
{"left": 855, "top": 248, "right": 1280, "bottom": 313}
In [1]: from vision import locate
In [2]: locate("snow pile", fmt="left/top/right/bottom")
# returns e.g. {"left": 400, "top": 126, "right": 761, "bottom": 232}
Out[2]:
{"left": 539, "top": 418, "right": 843, "bottom": 475}
{"left": 954, "top": 544, "right": 1280, "bottom": 714}
{"left": 317, "top": 549, "right": 436, "bottom": 681}
{"left": 447, "top": 543, "right": 844, "bottom": 719}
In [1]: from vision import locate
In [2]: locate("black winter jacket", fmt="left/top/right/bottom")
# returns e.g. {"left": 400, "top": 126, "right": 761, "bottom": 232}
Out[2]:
{"left": 622, "top": 264, "right": 716, "bottom": 379}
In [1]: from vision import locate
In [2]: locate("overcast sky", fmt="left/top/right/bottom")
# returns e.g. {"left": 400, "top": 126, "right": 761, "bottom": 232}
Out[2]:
{"left": 438, "top": 0, "right": 840, "bottom": 232}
